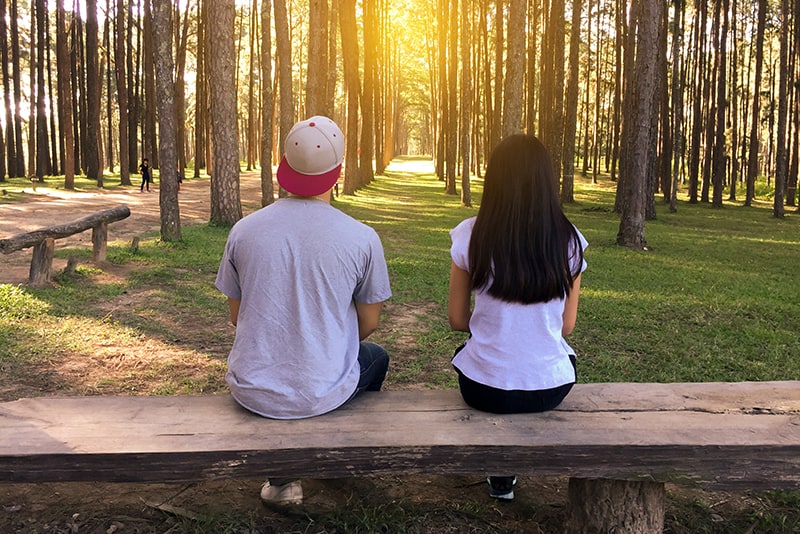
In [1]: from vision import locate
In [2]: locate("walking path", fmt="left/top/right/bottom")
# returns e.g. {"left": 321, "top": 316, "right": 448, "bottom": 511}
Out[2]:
{"left": 0, "top": 171, "right": 265, "bottom": 285}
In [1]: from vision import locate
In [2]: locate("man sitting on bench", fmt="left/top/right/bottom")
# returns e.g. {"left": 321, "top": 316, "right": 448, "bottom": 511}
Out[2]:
{"left": 215, "top": 116, "right": 393, "bottom": 504}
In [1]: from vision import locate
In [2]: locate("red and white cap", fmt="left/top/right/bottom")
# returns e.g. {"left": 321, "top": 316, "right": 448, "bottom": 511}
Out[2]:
{"left": 277, "top": 116, "right": 344, "bottom": 196}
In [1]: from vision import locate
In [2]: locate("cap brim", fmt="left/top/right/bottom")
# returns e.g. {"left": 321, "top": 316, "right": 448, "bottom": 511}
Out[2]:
{"left": 277, "top": 156, "right": 341, "bottom": 197}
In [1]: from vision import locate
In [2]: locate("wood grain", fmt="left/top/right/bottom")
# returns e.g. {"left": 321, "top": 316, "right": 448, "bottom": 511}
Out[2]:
{"left": 1, "top": 382, "right": 798, "bottom": 489}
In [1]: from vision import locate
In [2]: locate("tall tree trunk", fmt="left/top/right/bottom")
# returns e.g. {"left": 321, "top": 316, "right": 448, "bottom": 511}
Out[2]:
{"left": 339, "top": 0, "right": 360, "bottom": 194}
{"left": 104, "top": 3, "right": 114, "bottom": 174}
{"left": 10, "top": 0, "right": 24, "bottom": 177}
{"left": 85, "top": 0, "right": 103, "bottom": 184}
{"left": 35, "top": 0, "right": 50, "bottom": 179}
{"left": 246, "top": 0, "right": 257, "bottom": 171}
{"left": 445, "top": 0, "right": 458, "bottom": 194}
{"left": 174, "top": 3, "right": 190, "bottom": 174}
{"left": 687, "top": 0, "right": 707, "bottom": 203}
{"left": 491, "top": 0, "right": 504, "bottom": 150}
{"left": 460, "top": 0, "right": 472, "bottom": 207}
{"left": 56, "top": 0, "right": 75, "bottom": 189}
{"left": 502, "top": 0, "right": 526, "bottom": 137}
{"left": 114, "top": 0, "right": 131, "bottom": 185}
{"left": 617, "top": 0, "right": 663, "bottom": 249}
{"left": 745, "top": 0, "right": 766, "bottom": 206}
{"left": 152, "top": 0, "right": 181, "bottom": 240}
{"left": 143, "top": 1, "right": 158, "bottom": 169}
{"left": 260, "top": 0, "right": 275, "bottom": 206}
{"left": 773, "top": 0, "right": 790, "bottom": 218}
{"left": 561, "top": 0, "right": 582, "bottom": 203}
{"left": 711, "top": 0, "right": 729, "bottom": 208}
{"left": 0, "top": 0, "right": 13, "bottom": 180}
{"left": 306, "top": 0, "right": 329, "bottom": 116}
{"left": 669, "top": 0, "right": 685, "bottom": 213}
{"left": 274, "top": 0, "right": 294, "bottom": 196}
{"left": 194, "top": 0, "right": 206, "bottom": 176}
{"left": 127, "top": 0, "right": 139, "bottom": 174}
{"left": 360, "top": 0, "right": 377, "bottom": 187}
{"left": 208, "top": 0, "right": 243, "bottom": 224}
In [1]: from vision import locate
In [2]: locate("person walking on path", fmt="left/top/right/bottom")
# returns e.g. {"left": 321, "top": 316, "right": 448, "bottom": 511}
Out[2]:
{"left": 139, "top": 158, "right": 152, "bottom": 192}
{"left": 215, "top": 116, "right": 392, "bottom": 504}
{"left": 447, "top": 134, "right": 588, "bottom": 501}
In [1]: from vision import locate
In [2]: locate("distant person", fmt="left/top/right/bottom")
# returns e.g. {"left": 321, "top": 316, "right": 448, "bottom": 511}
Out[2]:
{"left": 139, "top": 158, "right": 151, "bottom": 192}
{"left": 215, "top": 116, "right": 392, "bottom": 504}
{"left": 176, "top": 164, "right": 183, "bottom": 191}
{"left": 447, "top": 134, "right": 587, "bottom": 501}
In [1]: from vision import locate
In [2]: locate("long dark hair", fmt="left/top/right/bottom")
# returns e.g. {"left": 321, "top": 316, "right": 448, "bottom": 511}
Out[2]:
{"left": 468, "top": 134, "right": 582, "bottom": 304}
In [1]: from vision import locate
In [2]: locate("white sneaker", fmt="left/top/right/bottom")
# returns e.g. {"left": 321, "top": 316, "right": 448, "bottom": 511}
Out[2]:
{"left": 260, "top": 480, "right": 303, "bottom": 504}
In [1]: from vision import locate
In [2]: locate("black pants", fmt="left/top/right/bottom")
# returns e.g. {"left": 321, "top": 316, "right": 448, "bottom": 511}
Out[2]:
{"left": 454, "top": 345, "right": 576, "bottom": 414}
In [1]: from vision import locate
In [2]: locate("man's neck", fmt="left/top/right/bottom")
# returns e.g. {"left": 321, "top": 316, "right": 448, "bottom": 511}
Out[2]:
{"left": 288, "top": 190, "right": 331, "bottom": 204}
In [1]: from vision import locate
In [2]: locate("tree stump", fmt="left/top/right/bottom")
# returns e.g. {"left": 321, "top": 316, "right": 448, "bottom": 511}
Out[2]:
{"left": 29, "top": 238, "right": 55, "bottom": 286}
{"left": 565, "top": 478, "right": 665, "bottom": 534}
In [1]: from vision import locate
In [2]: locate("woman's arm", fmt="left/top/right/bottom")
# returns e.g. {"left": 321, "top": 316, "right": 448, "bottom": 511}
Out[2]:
{"left": 562, "top": 273, "right": 582, "bottom": 336}
{"left": 448, "top": 262, "right": 472, "bottom": 332}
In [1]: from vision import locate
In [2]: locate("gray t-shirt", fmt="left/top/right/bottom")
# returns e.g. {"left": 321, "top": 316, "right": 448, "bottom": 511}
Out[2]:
{"left": 216, "top": 198, "right": 392, "bottom": 419}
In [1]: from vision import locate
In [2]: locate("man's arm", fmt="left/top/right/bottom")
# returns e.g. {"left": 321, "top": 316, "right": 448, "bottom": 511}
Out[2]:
{"left": 227, "top": 297, "right": 241, "bottom": 326}
{"left": 355, "top": 300, "right": 383, "bottom": 340}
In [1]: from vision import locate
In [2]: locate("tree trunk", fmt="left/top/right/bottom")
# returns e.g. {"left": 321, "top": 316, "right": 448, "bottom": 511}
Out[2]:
{"left": 0, "top": 0, "right": 13, "bottom": 180}
{"left": 10, "top": 0, "right": 25, "bottom": 177}
{"left": 113, "top": 0, "right": 130, "bottom": 185}
{"left": 56, "top": 0, "right": 75, "bottom": 189}
{"left": 194, "top": 0, "right": 206, "bottom": 176}
{"left": 127, "top": 0, "right": 139, "bottom": 175}
{"left": 174, "top": 4, "right": 190, "bottom": 174}
{"left": 460, "top": 0, "right": 472, "bottom": 207}
{"left": 208, "top": 0, "right": 243, "bottom": 225}
{"left": 85, "top": 0, "right": 102, "bottom": 184}
{"left": 616, "top": 0, "right": 663, "bottom": 249}
{"left": 502, "top": 0, "right": 526, "bottom": 137}
{"left": 143, "top": 1, "right": 158, "bottom": 169}
{"left": 711, "top": 0, "right": 729, "bottom": 208}
{"left": 561, "top": 0, "right": 582, "bottom": 203}
{"left": 565, "top": 478, "right": 665, "bottom": 534}
{"left": 360, "top": 0, "right": 377, "bottom": 187}
{"left": 274, "top": 0, "right": 294, "bottom": 197}
{"left": 260, "top": 0, "right": 275, "bottom": 206}
{"left": 339, "top": 0, "right": 360, "bottom": 194}
{"left": 306, "top": 0, "right": 329, "bottom": 116}
{"left": 152, "top": 0, "right": 182, "bottom": 241}
{"left": 773, "top": 0, "right": 790, "bottom": 218}
{"left": 445, "top": 0, "right": 458, "bottom": 194}
{"left": 35, "top": 0, "right": 50, "bottom": 179}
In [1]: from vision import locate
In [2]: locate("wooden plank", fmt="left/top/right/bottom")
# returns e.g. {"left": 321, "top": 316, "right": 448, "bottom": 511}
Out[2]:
{"left": 0, "top": 383, "right": 798, "bottom": 488}
{"left": 0, "top": 205, "right": 130, "bottom": 254}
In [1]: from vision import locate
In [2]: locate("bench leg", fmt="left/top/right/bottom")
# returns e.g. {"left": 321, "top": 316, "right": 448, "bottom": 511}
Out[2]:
{"left": 565, "top": 478, "right": 665, "bottom": 533}
{"left": 92, "top": 222, "right": 108, "bottom": 262}
{"left": 29, "top": 238, "right": 55, "bottom": 286}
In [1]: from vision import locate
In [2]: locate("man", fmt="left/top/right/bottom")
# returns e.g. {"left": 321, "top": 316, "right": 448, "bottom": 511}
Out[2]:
{"left": 215, "top": 116, "right": 392, "bottom": 503}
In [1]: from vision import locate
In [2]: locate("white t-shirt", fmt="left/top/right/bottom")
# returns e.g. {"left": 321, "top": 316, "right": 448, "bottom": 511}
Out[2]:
{"left": 216, "top": 198, "right": 392, "bottom": 419}
{"left": 450, "top": 217, "right": 588, "bottom": 391}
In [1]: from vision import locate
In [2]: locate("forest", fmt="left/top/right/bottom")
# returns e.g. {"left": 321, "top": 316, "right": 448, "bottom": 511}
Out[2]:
{"left": 0, "top": 0, "right": 798, "bottom": 246}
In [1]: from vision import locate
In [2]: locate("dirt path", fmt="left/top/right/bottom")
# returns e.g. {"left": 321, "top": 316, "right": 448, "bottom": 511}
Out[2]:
{"left": 0, "top": 172, "right": 265, "bottom": 285}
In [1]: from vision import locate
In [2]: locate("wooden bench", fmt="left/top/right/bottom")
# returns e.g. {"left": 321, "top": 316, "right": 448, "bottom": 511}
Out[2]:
{"left": 1, "top": 381, "right": 798, "bottom": 532}
{"left": 0, "top": 205, "right": 131, "bottom": 286}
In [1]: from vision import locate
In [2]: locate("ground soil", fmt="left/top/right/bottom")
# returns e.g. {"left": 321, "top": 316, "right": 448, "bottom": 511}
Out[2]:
{"left": 0, "top": 174, "right": 782, "bottom": 533}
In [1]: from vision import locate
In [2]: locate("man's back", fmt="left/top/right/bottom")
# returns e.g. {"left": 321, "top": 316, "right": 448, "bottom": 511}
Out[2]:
{"left": 216, "top": 198, "right": 391, "bottom": 419}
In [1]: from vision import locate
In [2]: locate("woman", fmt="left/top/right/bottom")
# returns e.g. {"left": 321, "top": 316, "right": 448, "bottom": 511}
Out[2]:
{"left": 448, "top": 134, "right": 588, "bottom": 500}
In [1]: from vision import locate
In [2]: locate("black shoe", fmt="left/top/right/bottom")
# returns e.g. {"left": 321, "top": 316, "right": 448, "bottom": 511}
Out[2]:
{"left": 487, "top": 476, "right": 516, "bottom": 500}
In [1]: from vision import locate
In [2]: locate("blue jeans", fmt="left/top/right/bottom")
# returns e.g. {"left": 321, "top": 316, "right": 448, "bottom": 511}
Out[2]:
{"left": 351, "top": 341, "right": 390, "bottom": 398}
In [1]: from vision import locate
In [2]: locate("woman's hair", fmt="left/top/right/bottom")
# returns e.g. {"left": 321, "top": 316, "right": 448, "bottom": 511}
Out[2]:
{"left": 468, "top": 134, "right": 583, "bottom": 304}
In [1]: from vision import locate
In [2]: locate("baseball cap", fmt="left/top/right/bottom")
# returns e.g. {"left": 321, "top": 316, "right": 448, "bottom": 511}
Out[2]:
{"left": 277, "top": 116, "right": 344, "bottom": 196}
